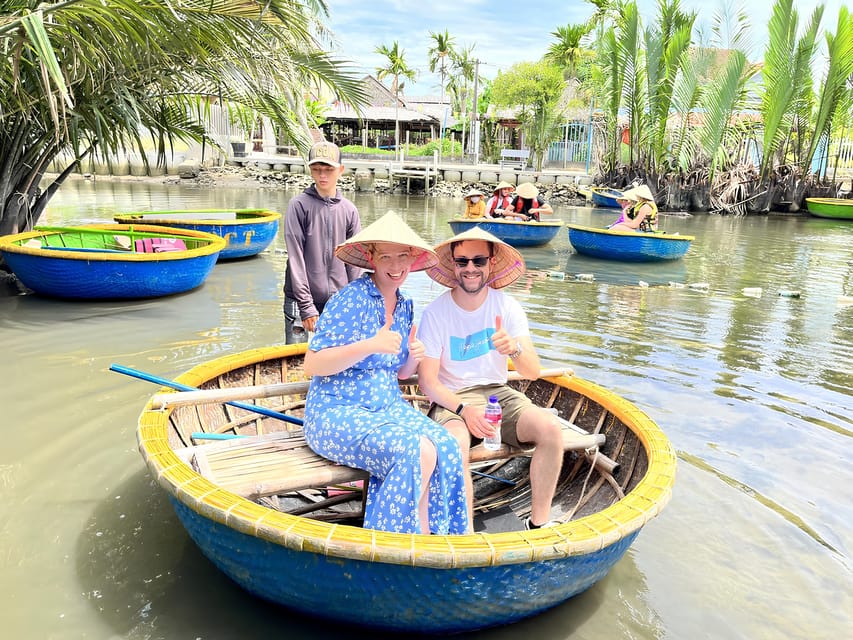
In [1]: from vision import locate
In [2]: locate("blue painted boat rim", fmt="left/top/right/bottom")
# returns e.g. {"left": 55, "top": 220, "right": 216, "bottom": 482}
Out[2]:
{"left": 567, "top": 223, "right": 694, "bottom": 241}
{"left": 449, "top": 217, "right": 564, "bottom": 227}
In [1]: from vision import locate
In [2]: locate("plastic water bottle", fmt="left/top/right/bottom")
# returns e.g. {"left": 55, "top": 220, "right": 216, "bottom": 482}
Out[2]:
{"left": 483, "top": 396, "right": 502, "bottom": 450}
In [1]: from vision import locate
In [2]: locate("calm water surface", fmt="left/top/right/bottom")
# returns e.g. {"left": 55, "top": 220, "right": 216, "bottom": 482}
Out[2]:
{"left": 1, "top": 178, "right": 850, "bottom": 640}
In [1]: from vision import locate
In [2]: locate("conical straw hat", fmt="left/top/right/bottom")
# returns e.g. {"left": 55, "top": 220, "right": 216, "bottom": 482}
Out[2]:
{"left": 617, "top": 188, "right": 639, "bottom": 202}
{"left": 630, "top": 184, "right": 655, "bottom": 201}
{"left": 515, "top": 182, "right": 539, "bottom": 199}
{"left": 427, "top": 226, "right": 525, "bottom": 289}
{"left": 334, "top": 210, "right": 438, "bottom": 272}
{"left": 492, "top": 181, "right": 514, "bottom": 193}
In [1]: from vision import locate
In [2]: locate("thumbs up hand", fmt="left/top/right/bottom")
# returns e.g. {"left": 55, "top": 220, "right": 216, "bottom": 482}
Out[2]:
{"left": 373, "top": 313, "right": 402, "bottom": 354}
{"left": 406, "top": 323, "right": 425, "bottom": 363}
{"left": 490, "top": 314, "right": 514, "bottom": 356}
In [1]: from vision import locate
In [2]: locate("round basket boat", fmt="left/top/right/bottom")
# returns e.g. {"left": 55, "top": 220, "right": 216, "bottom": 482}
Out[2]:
{"left": 136, "top": 344, "right": 676, "bottom": 633}
{"left": 113, "top": 209, "right": 281, "bottom": 260}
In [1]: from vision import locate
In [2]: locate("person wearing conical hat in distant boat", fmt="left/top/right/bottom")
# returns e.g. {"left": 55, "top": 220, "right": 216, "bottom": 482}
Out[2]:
{"left": 303, "top": 211, "right": 469, "bottom": 536}
{"left": 608, "top": 183, "right": 658, "bottom": 233}
{"left": 507, "top": 182, "right": 553, "bottom": 222}
{"left": 461, "top": 188, "right": 486, "bottom": 219}
{"left": 606, "top": 187, "right": 639, "bottom": 229}
{"left": 485, "top": 181, "right": 514, "bottom": 218}
{"left": 416, "top": 227, "right": 565, "bottom": 531}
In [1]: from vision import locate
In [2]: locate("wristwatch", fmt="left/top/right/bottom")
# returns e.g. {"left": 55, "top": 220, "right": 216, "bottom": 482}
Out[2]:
{"left": 454, "top": 403, "right": 466, "bottom": 416}
{"left": 508, "top": 342, "right": 523, "bottom": 359}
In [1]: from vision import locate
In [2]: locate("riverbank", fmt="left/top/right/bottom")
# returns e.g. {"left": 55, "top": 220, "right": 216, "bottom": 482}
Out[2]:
{"left": 162, "top": 163, "right": 592, "bottom": 206}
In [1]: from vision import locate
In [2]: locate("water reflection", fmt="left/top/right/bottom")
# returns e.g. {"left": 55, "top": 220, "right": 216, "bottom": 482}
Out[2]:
{"left": 2, "top": 177, "right": 850, "bottom": 640}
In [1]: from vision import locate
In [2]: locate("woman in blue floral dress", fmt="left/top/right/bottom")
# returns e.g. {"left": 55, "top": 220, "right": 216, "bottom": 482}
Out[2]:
{"left": 303, "top": 211, "right": 469, "bottom": 535}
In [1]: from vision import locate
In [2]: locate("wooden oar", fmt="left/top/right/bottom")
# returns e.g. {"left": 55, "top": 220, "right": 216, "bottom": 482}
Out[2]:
{"left": 110, "top": 363, "right": 304, "bottom": 426}
{"left": 149, "top": 366, "right": 574, "bottom": 409}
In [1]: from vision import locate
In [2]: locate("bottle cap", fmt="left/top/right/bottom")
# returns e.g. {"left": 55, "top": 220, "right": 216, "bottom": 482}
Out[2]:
{"left": 488, "top": 395, "right": 498, "bottom": 403}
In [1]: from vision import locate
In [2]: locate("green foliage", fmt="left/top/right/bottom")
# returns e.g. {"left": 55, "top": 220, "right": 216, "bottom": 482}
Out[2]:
{"left": 0, "top": 0, "right": 368, "bottom": 234}
{"left": 545, "top": 23, "right": 593, "bottom": 78}
{"left": 491, "top": 61, "right": 565, "bottom": 170}
{"left": 758, "top": 0, "right": 824, "bottom": 180}
{"left": 806, "top": 6, "right": 853, "bottom": 177}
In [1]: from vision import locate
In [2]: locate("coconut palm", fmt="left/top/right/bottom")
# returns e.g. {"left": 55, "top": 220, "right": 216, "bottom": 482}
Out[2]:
{"left": 428, "top": 29, "right": 456, "bottom": 154}
{"left": 447, "top": 43, "right": 477, "bottom": 154}
{"left": 375, "top": 41, "right": 417, "bottom": 159}
{"left": 0, "top": 0, "right": 368, "bottom": 236}
{"left": 545, "top": 23, "right": 593, "bottom": 79}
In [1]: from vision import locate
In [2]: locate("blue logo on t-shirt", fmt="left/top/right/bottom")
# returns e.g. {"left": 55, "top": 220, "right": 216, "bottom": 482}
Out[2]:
{"left": 449, "top": 328, "right": 495, "bottom": 361}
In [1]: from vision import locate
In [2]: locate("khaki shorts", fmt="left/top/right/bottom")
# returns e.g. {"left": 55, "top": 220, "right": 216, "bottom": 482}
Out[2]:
{"left": 427, "top": 384, "right": 533, "bottom": 448}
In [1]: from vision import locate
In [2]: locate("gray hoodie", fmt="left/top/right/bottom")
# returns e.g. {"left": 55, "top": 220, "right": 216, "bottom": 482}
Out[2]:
{"left": 283, "top": 185, "right": 362, "bottom": 320}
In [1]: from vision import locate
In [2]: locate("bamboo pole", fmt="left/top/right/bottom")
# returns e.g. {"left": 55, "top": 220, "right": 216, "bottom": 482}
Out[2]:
{"left": 151, "top": 367, "right": 573, "bottom": 409}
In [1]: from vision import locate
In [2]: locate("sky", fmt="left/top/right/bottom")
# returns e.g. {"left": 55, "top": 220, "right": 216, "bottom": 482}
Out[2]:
{"left": 322, "top": 0, "right": 846, "bottom": 97}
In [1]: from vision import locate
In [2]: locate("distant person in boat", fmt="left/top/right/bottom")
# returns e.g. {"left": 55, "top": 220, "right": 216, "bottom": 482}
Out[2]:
{"left": 607, "top": 189, "right": 639, "bottom": 229}
{"left": 462, "top": 189, "right": 487, "bottom": 219}
{"left": 302, "top": 211, "right": 469, "bottom": 536}
{"left": 417, "top": 227, "right": 564, "bottom": 531}
{"left": 608, "top": 184, "right": 658, "bottom": 233}
{"left": 485, "top": 181, "right": 514, "bottom": 218}
{"left": 507, "top": 182, "right": 553, "bottom": 221}
{"left": 283, "top": 141, "right": 362, "bottom": 344}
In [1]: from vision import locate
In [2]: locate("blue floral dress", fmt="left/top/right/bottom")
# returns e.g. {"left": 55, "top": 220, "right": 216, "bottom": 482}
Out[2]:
{"left": 304, "top": 274, "right": 469, "bottom": 534}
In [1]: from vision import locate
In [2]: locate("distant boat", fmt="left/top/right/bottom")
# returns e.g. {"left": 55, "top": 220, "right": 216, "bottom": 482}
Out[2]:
{"left": 804, "top": 198, "right": 853, "bottom": 220}
{"left": 133, "top": 343, "right": 676, "bottom": 634}
{"left": 591, "top": 187, "right": 626, "bottom": 208}
{"left": 113, "top": 209, "right": 281, "bottom": 259}
{"left": 0, "top": 224, "right": 225, "bottom": 299}
{"left": 447, "top": 218, "right": 563, "bottom": 247}
{"left": 567, "top": 224, "right": 693, "bottom": 262}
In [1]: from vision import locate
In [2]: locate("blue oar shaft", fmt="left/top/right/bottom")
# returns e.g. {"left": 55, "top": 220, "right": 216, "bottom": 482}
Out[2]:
{"left": 110, "top": 363, "right": 304, "bottom": 426}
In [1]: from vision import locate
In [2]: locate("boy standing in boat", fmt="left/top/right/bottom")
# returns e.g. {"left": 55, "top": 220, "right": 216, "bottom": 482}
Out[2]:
{"left": 283, "top": 141, "right": 362, "bottom": 343}
{"left": 416, "top": 227, "right": 564, "bottom": 531}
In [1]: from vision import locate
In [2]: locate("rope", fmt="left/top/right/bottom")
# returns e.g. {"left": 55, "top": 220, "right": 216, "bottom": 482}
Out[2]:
{"left": 562, "top": 446, "right": 600, "bottom": 521}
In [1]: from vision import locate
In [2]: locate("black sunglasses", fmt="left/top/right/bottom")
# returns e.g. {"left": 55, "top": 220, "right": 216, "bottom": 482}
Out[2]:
{"left": 453, "top": 256, "right": 490, "bottom": 268}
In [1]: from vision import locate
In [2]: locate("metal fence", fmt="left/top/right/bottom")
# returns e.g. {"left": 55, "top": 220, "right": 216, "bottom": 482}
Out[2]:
{"left": 547, "top": 122, "right": 592, "bottom": 169}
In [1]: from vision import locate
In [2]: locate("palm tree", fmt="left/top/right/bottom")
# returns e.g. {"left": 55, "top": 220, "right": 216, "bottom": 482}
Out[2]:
{"left": 428, "top": 29, "right": 456, "bottom": 158}
{"left": 448, "top": 44, "right": 477, "bottom": 155}
{"left": 0, "top": 0, "right": 368, "bottom": 236}
{"left": 545, "top": 23, "right": 593, "bottom": 79}
{"left": 375, "top": 41, "right": 417, "bottom": 159}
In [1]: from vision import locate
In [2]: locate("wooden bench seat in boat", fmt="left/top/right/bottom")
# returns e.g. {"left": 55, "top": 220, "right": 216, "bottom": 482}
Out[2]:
{"left": 179, "top": 425, "right": 609, "bottom": 501}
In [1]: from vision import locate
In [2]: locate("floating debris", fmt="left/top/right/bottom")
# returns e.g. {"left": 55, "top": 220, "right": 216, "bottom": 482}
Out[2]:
{"left": 688, "top": 282, "right": 710, "bottom": 291}
{"left": 638, "top": 280, "right": 649, "bottom": 288}
{"left": 837, "top": 295, "right": 853, "bottom": 306}
{"left": 575, "top": 273, "right": 595, "bottom": 281}
{"left": 546, "top": 271, "right": 566, "bottom": 280}
{"left": 668, "top": 281, "right": 685, "bottom": 288}
{"left": 742, "top": 287, "right": 763, "bottom": 298}
{"left": 778, "top": 289, "right": 801, "bottom": 298}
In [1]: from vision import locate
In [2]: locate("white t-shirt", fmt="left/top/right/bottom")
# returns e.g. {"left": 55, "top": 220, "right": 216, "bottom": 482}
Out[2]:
{"left": 419, "top": 287, "right": 530, "bottom": 391}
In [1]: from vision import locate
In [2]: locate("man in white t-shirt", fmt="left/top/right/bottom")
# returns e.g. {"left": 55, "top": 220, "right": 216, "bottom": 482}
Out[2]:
{"left": 417, "top": 227, "right": 564, "bottom": 531}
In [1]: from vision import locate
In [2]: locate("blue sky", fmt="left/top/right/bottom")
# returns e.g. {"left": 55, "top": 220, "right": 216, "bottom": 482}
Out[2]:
{"left": 323, "top": 0, "right": 845, "bottom": 96}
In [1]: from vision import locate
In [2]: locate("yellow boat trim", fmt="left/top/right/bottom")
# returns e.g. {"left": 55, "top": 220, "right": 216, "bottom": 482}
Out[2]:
{"left": 137, "top": 344, "right": 677, "bottom": 568}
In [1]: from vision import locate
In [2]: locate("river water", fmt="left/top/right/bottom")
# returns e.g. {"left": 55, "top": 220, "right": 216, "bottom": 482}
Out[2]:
{"left": 1, "top": 178, "right": 850, "bottom": 640}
